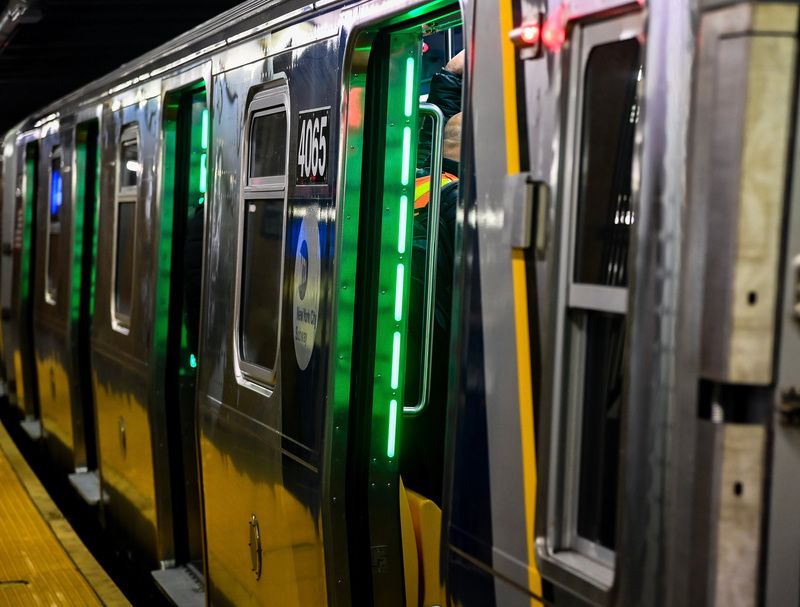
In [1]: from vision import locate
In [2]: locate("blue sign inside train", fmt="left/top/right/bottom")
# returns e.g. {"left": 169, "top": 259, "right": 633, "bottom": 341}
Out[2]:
{"left": 50, "top": 165, "right": 62, "bottom": 220}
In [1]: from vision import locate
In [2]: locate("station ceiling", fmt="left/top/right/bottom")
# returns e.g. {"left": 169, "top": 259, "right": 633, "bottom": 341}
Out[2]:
{"left": 0, "top": 0, "right": 243, "bottom": 134}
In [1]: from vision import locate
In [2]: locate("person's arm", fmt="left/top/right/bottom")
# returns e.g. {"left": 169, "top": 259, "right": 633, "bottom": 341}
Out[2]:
{"left": 417, "top": 51, "right": 464, "bottom": 170}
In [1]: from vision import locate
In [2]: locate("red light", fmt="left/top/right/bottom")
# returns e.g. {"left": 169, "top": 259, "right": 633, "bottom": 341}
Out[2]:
{"left": 541, "top": 17, "right": 566, "bottom": 51}
{"left": 520, "top": 23, "right": 540, "bottom": 45}
{"left": 422, "top": 41, "right": 429, "bottom": 53}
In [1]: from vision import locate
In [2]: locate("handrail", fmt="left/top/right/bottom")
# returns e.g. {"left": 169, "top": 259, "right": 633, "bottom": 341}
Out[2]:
{"left": 405, "top": 102, "right": 444, "bottom": 415}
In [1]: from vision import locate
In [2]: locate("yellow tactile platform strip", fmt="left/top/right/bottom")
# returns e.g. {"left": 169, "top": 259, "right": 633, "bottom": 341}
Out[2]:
{"left": 0, "top": 422, "right": 130, "bottom": 606}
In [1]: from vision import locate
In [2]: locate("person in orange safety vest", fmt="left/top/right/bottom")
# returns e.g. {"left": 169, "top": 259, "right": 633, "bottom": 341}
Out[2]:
{"left": 413, "top": 112, "right": 462, "bottom": 216}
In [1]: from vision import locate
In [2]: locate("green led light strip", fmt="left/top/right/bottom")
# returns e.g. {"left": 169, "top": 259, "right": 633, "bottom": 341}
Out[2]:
{"left": 378, "top": 38, "right": 421, "bottom": 459}
{"left": 398, "top": 194, "right": 408, "bottom": 254}
{"left": 404, "top": 57, "right": 415, "bottom": 117}
{"left": 387, "top": 399, "right": 398, "bottom": 458}
{"left": 199, "top": 108, "right": 209, "bottom": 204}
{"left": 199, "top": 153, "right": 207, "bottom": 194}
{"left": 201, "top": 108, "right": 209, "bottom": 149}
{"left": 394, "top": 264, "right": 404, "bottom": 321}
{"left": 401, "top": 127, "right": 412, "bottom": 186}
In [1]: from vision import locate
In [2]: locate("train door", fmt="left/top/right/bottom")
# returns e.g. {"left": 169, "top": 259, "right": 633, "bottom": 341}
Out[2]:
{"left": 92, "top": 96, "right": 164, "bottom": 564}
{"left": 12, "top": 141, "right": 41, "bottom": 434}
{"left": 67, "top": 119, "right": 101, "bottom": 501}
{"left": 33, "top": 131, "right": 75, "bottom": 468}
{"left": 533, "top": 6, "right": 644, "bottom": 605}
{"left": 332, "top": 4, "right": 463, "bottom": 605}
{"left": 0, "top": 136, "right": 15, "bottom": 391}
{"left": 151, "top": 79, "right": 208, "bottom": 602}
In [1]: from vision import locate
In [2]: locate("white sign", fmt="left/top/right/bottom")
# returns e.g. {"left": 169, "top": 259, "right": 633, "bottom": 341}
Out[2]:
{"left": 293, "top": 209, "right": 321, "bottom": 370}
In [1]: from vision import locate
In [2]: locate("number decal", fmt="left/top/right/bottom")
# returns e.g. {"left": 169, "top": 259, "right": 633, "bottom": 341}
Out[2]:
{"left": 298, "top": 122, "right": 306, "bottom": 177}
{"left": 297, "top": 108, "right": 331, "bottom": 185}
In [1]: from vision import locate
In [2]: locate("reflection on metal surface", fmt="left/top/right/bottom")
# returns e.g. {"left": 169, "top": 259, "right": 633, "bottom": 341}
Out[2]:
{"left": 199, "top": 430, "right": 326, "bottom": 605}
{"left": 36, "top": 354, "right": 73, "bottom": 454}
{"left": 118, "top": 416, "right": 126, "bottom": 456}
{"left": 248, "top": 514, "right": 262, "bottom": 580}
{"left": 93, "top": 370, "right": 158, "bottom": 555}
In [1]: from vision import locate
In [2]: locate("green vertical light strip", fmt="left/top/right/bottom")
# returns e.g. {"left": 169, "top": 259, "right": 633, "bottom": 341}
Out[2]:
{"left": 401, "top": 127, "right": 412, "bottom": 186}
{"left": 199, "top": 153, "right": 207, "bottom": 194}
{"left": 394, "top": 264, "right": 404, "bottom": 321}
{"left": 20, "top": 150, "right": 37, "bottom": 303}
{"left": 201, "top": 108, "right": 209, "bottom": 149}
{"left": 199, "top": 106, "right": 209, "bottom": 204}
{"left": 398, "top": 194, "right": 408, "bottom": 254}
{"left": 376, "top": 40, "right": 420, "bottom": 460}
{"left": 89, "top": 126, "right": 100, "bottom": 319}
{"left": 404, "top": 57, "right": 415, "bottom": 117}
{"left": 71, "top": 133, "right": 88, "bottom": 327}
{"left": 387, "top": 399, "right": 398, "bottom": 458}
{"left": 391, "top": 331, "right": 401, "bottom": 390}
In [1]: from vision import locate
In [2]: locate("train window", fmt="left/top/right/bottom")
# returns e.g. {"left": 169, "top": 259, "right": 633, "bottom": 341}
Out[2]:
{"left": 236, "top": 87, "right": 289, "bottom": 385}
{"left": 573, "top": 39, "right": 639, "bottom": 288}
{"left": 248, "top": 109, "right": 287, "bottom": 182}
{"left": 45, "top": 147, "right": 63, "bottom": 304}
{"left": 112, "top": 125, "right": 139, "bottom": 332}
{"left": 553, "top": 14, "right": 642, "bottom": 581}
{"left": 572, "top": 39, "right": 639, "bottom": 554}
{"left": 120, "top": 139, "right": 139, "bottom": 190}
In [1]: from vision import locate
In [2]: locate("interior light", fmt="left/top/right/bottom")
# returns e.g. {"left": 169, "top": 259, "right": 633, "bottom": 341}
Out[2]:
{"left": 394, "top": 264, "right": 404, "bottom": 322}
{"left": 201, "top": 108, "right": 209, "bottom": 150}
{"left": 125, "top": 160, "right": 140, "bottom": 173}
{"left": 398, "top": 194, "right": 408, "bottom": 254}
{"left": 391, "top": 331, "right": 401, "bottom": 390}
{"left": 401, "top": 127, "right": 411, "bottom": 186}
{"left": 199, "top": 153, "right": 207, "bottom": 194}
{"left": 387, "top": 399, "right": 398, "bottom": 458}
{"left": 404, "top": 57, "right": 415, "bottom": 118}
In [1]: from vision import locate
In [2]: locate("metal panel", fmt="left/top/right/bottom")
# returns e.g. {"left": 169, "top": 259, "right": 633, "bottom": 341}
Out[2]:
{"left": 764, "top": 9, "right": 800, "bottom": 599}
{"left": 469, "top": 0, "right": 534, "bottom": 598}
{"left": 713, "top": 424, "right": 765, "bottom": 607}
{"left": 198, "top": 17, "right": 339, "bottom": 602}
{"left": 697, "top": 5, "right": 798, "bottom": 385}
{"left": 675, "top": 5, "right": 798, "bottom": 607}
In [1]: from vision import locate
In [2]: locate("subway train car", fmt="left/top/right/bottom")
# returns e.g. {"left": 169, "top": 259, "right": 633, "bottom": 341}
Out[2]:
{"left": 3, "top": 0, "right": 800, "bottom": 605}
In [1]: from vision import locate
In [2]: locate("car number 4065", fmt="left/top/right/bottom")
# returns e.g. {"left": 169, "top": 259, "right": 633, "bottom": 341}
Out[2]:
{"left": 297, "top": 108, "right": 330, "bottom": 185}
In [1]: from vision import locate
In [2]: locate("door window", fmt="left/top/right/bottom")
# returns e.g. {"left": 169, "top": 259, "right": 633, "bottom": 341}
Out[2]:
{"left": 236, "top": 90, "right": 289, "bottom": 386}
{"left": 547, "top": 16, "right": 643, "bottom": 587}
{"left": 112, "top": 125, "right": 139, "bottom": 332}
{"left": 45, "top": 147, "right": 63, "bottom": 304}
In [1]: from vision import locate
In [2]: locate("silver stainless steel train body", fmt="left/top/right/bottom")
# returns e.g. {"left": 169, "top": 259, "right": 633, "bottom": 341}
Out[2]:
{"left": 516, "top": 0, "right": 800, "bottom": 606}
{"left": 2, "top": 0, "right": 800, "bottom": 605}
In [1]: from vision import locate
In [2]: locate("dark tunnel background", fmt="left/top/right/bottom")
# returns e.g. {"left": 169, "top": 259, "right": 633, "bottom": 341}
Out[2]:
{"left": 0, "top": 0, "right": 244, "bottom": 134}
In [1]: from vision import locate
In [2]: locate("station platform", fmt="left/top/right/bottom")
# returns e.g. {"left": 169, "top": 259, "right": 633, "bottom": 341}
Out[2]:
{"left": 0, "top": 423, "right": 129, "bottom": 606}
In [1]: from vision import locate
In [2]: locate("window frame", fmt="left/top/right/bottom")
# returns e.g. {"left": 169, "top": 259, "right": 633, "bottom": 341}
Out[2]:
{"left": 111, "top": 124, "right": 140, "bottom": 335}
{"left": 233, "top": 84, "right": 290, "bottom": 390}
{"left": 544, "top": 11, "right": 644, "bottom": 591}
{"left": 45, "top": 145, "right": 63, "bottom": 305}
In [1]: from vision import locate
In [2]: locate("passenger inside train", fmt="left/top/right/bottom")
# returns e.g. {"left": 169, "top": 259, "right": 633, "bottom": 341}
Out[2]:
{"left": 404, "top": 44, "right": 463, "bottom": 500}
